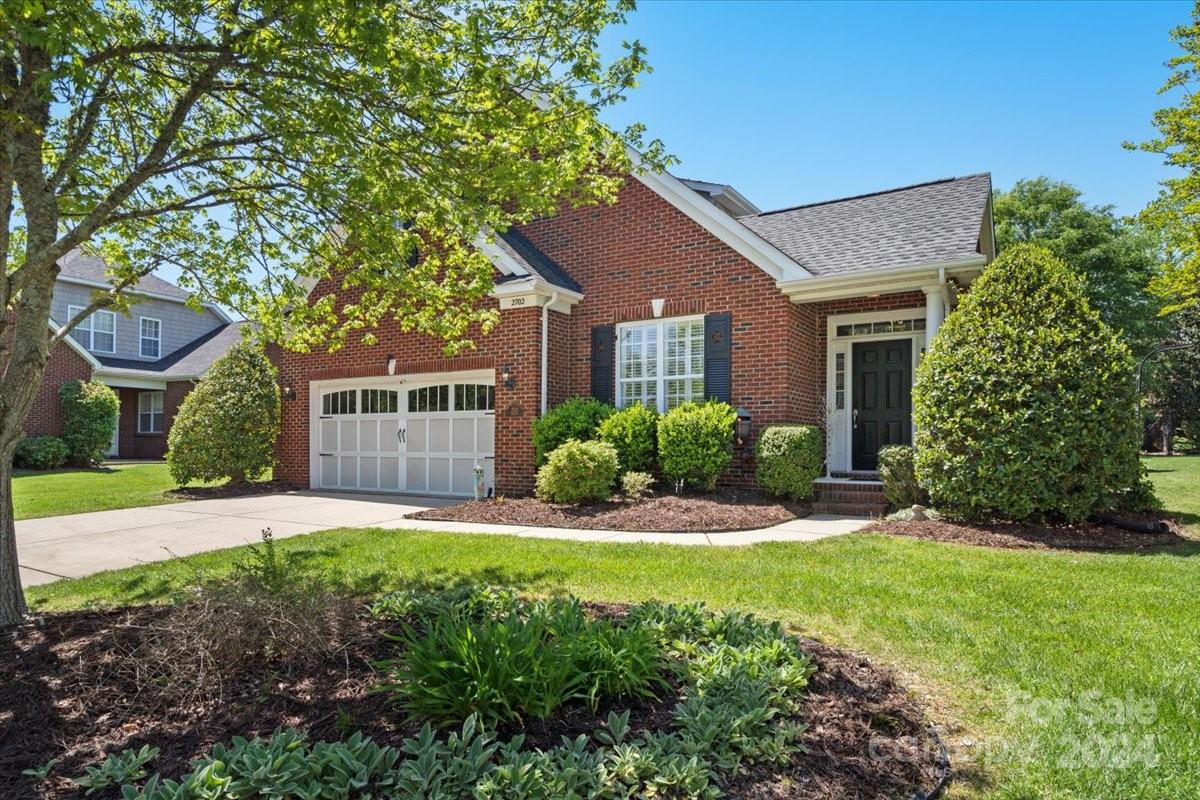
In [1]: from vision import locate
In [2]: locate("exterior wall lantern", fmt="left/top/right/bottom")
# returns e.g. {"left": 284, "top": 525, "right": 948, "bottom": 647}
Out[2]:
{"left": 501, "top": 364, "right": 516, "bottom": 389}
{"left": 281, "top": 381, "right": 296, "bottom": 401}
{"left": 735, "top": 406, "right": 752, "bottom": 446}
{"left": 386, "top": 354, "right": 397, "bottom": 375}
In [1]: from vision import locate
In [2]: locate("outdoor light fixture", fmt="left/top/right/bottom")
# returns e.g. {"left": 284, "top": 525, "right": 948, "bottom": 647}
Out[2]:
{"left": 501, "top": 364, "right": 516, "bottom": 389}
{"left": 281, "top": 382, "right": 296, "bottom": 401}
{"left": 735, "top": 407, "right": 752, "bottom": 446}
{"left": 386, "top": 354, "right": 397, "bottom": 375}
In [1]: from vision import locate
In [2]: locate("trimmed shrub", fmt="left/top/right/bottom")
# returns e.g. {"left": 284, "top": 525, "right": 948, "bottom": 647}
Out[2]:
{"left": 877, "top": 445, "right": 927, "bottom": 509}
{"left": 168, "top": 340, "right": 280, "bottom": 485}
{"left": 597, "top": 404, "right": 657, "bottom": 473}
{"left": 620, "top": 470, "right": 655, "bottom": 501}
{"left": 59, "top": 380, "right": 119, "bottom": 466}
{"left": 13, "top": 436, "right": 70, "bottom": 470}
{"left": 532, "top": 397, "right": 614, "bottom": 466}
{"left": 657, "top": 400, "right": 737, "bottom": 492}
{"left": 754, "top": 425, "right": 822, "bottom": 501}
{"left": 913, "top": 244, "right": 1148, "bottom": 522}
{"left": 534, "top": 439, "right": 619, "bottom": 504}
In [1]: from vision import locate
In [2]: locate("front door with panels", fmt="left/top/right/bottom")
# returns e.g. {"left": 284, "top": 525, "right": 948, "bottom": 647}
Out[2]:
{"left": 851, "top": 339, "right": 912, "bottom": 471}
{"left": 317, "top": 387, "right": 403, "bottom": 491}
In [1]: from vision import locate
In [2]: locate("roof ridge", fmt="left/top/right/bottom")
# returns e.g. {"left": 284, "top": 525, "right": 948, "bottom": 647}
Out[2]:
{"left": 744, "top": 173, "right": 991, "bottom": 218}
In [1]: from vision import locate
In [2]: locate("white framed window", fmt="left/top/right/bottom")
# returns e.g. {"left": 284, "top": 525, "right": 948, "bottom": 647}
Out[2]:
{"left": 137, "top": 391, "right": 165, "bottom": 433}
{"left": 67, "top": 305, "right": 116, "bottom": 353}
{"left": 617, "top": 316, "right": 705, "bottom": 412}
{"left": 139, "top": 317, "right": 161, "bottom": 358}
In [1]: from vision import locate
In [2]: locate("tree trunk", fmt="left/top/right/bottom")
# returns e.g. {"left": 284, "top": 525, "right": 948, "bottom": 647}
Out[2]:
{"left": 0, "top": 454, "right": 26, "bottom": 626}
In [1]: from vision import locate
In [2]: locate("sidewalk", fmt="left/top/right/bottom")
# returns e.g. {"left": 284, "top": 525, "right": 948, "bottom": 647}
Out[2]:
{"left": 18, "top": 491, "right": 870, "bottom": 587}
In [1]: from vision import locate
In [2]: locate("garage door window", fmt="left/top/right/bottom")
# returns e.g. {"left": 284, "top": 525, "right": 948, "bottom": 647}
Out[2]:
{"left": 362, "top": 388, "right": 399, "bottom": 414}
{"left": 408, "top": 384, "right": 450, "bottom": 413}
{"left": 322, "top": 389, "right": 356, "bottom": 415}
{"left": 455, "top": 383, "right": 495, "bottom": 411}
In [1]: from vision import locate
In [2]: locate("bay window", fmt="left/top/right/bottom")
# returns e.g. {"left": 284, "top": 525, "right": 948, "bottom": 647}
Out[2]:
{"left": 617, "top": 316, "right": 705, "bottom": 412}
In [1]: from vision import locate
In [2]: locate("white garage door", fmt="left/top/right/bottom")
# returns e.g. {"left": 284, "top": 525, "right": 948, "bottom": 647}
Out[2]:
{"left": 314, "top": 379, "right": 495, "bottom": 496}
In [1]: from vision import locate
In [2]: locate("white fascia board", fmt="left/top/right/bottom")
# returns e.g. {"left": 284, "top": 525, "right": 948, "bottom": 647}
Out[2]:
{"left": 627, "top": 147, "right": 812, "bottom": 283}
{"left": 474, "top": 232, "right": 531, "bottom": 278}
{"left": 92, "top": 371, "right": 171, "bottom": 390}
{"left": 48, "top": 321, "right": 103, "bottom": 368}
{"left": 777, "top": 256, "right": 987, "bottom": 303}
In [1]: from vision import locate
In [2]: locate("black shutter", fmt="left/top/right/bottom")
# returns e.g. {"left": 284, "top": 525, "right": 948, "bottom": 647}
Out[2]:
{"left": 590, "top": 323, "right": 616, "bottom": 404}
{"left": 704, "top": 312, "right": 732, "bottom": 404}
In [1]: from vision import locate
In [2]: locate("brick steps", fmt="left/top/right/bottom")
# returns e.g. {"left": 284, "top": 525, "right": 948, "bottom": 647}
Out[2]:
{"left": 813, "top": 477, "right": 888, "bottom": 518}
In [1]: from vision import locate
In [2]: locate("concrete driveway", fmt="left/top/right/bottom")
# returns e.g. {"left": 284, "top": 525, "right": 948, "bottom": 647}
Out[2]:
{"left": 17, "top": 491, "right": 869, "bottom": 587}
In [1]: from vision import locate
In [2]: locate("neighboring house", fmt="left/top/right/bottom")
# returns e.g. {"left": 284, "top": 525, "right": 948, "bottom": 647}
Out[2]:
{"left": 25, "top": 248, "right": 246, "bottom": 459}
{"left": 274, "top": 168, "right": 994, "bottom": 507}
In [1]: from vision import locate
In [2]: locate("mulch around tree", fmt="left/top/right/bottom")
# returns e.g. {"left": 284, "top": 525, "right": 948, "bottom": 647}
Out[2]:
{"left": 872, "top": 514, "right": 1197, "bottom": 553}
{"left": 0, "top": 602, "right": 944, "bottom": 800}
{"left": 164, "top": 479, "right": 297, "bottom": 502}
{"left": 407, "top": 489, "right": 809, "bottom": 532}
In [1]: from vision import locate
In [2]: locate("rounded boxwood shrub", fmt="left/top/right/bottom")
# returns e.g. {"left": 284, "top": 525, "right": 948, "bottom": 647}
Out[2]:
{"left": 59, "top": 380, "right": 119, "bottom": 466}
{"left": 532, "top": 397, "right": 614, "bottom": 466}
{"left": 597, "top": 403, "right": 657, "bottom": 474}
{"left": 534, "top": 439, "right": 619, "bottom": 504}
{"left": 657, "top": 400, "right": 737, "bottom": 492}
{"left": 13, "top": 435, "right": 70, "bottom": 470}
{"left": 755, "top": 425, "right": 822, "bottom": 501}
{"left": 168, "top": 340, "right": 280, "bottom": 485}
{"left": 877, "top": 445, "right": 927, "bottom": 509}
{"left": 912, "top": 244, "right": 1147, "bottom": 522}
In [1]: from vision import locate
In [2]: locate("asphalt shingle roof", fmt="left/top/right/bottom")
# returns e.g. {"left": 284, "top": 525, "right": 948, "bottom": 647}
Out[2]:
{"left": 94, "top": 322, "right": 249, "bottom": 378}
{"left": 57, "top": 248, "right": 192, "bottom": 300}
{"left": 494, "top": 229, "right": 582, "bottom": 293}
{"left": 738, "top": 173, "right": 992, "bottom": 277}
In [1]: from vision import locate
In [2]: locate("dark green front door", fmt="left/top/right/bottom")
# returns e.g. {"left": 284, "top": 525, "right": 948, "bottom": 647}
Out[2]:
{"left": 852, "top": 339, "right": 912, "bottom": 471}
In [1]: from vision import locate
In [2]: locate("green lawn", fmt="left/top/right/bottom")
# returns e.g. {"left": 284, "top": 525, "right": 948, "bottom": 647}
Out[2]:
{"left": 1141, "top": 453, "right": 1200, "bottom": 526}
{"left": 13, "top": 462, "right": 221, "bottom": 519}
{"left": 24, "top": 456, "right": 1200, "bottom": 799}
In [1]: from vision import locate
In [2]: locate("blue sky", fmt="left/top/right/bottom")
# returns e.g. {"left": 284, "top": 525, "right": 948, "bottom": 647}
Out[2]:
{"left": 599, "top": 0, "right": 1188, "bottom": 216}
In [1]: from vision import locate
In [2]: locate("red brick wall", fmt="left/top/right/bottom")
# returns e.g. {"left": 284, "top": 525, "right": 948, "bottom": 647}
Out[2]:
{"left": 517, "top": 179, "right": 819, "bottom": 485}
{"left": 21, "top": 339, "right": 95, "bottom": 437}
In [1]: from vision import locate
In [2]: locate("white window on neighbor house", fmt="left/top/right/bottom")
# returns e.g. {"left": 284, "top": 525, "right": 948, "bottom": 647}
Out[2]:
{"left": 67, "top": 305, "right": 116, "bottom": 353}
{"left": 139, "top": 317, "right": 161, "bottom": 359}
{"left": 617, "top": 316, "right": 705, "bottom": 413}
{"left": 137, "top": 391, "right": 165, "bottom": 433}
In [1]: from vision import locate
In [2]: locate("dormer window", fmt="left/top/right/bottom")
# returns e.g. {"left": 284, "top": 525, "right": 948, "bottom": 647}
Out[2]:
{"left": 140, "top": 317, "right": 162, "bottom": 359}
{"left": 67, "top": 305, "right": 116, "bottom": 353}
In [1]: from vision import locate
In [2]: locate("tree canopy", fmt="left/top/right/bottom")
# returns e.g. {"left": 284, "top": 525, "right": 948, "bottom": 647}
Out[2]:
{"left": 0, "top": 0, "right": 665, "bottom": 625}
{"left": 1126, "top": 1, "right": 1200, "bottom": 313}
{"left": 993, "top": 177, "right": 1164, "bottom": 353}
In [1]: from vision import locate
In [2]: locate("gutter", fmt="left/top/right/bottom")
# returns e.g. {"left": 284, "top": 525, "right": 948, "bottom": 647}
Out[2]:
{"left": 540, "top": 291, "right": 559, "bottom": 415}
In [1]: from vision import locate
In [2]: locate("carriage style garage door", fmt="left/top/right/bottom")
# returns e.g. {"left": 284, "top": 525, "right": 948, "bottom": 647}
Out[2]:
{"left": 311, "top": 375, "right": 495, "bottom": 496}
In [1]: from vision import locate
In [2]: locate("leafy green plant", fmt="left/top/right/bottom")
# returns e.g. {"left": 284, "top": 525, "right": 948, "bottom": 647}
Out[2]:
{"left": 532, "top": 397, "right": 615, "bottom": 466}
{"left": 657, "top": 401, "right": 737, "bottom": 492}
{"left": 168, "top": 340, "right": 280, "bottom": 486}
{"left": 598, "top": 404, "right": 658, "bottom": 473}
{"left": 21, "top": 757, "right": 60, "bottom": 782}
{"left": 913, "top": 244, "right": 1151, "bottom": 522}
{"left": 59, "top": 380, "right": 118, "bottom": 466}
{"left": 13, "top": 435, "right": 70, "bottom": 470}
{"left": 535, "top": 439, "right": 619, "bottom": 504}
{"left": 620, "top": 470, "right": 655, "bottom": 501}
{"left": 754, "top": 425, "right": 822, "bottom": 501}
{"left": 371, "top": 584, "right": 520, "bottom": 624}
{"left": 877, "top": 445, "right": 928, "bottom": 509}
{"left": 73, "top": 745, "right": 158, "bottom": 795}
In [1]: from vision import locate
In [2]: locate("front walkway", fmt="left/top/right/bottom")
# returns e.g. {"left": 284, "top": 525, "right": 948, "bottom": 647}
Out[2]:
{"left": 16, "top": 491, "right": 870, "bottom": 587}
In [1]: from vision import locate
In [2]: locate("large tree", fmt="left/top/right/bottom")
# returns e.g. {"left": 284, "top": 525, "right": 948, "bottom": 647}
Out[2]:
{"left": 993, "top": 177, "right": 1165, "bottom": 353}
{"left": 0, "top": 0, "right": 666, "bottom": 625}
{"left": 1127, "top": 1, "right": 1200, "bottom": 313}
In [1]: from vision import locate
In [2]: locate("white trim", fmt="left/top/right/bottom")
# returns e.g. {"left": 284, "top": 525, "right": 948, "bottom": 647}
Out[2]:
{"left": 491, "top": 276, "right": 582, "bottom": 314}
{"left": 94, "top": 373, "right": 168, "bottom": 390}
{"left": 778, "top": 257, "right": 987, "bottom": 303}
{"left": 628, "top": 150, "right": 812, "bottom": 283}
{"left": 138, "top": 315, "right": 162, "bottom": 359}
{"left": 824, "top": 307, "right": 927, "bottom": 474}
{"left": 475, "top": 233, "right": 530, "bottom": 278}
{"left": 48, "top": 322, "right": 103, "bottom": 368}
{"left": 137, "top": 390, "right": 165, "bottom": 433}
{"left": 66, "top": 305, "right": 117, "bottom": 354}
{"left": 615, "top": 313, "right": 706, "bottom": 413}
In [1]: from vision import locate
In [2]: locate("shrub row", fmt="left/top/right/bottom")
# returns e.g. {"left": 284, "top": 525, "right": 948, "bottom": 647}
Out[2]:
{"left": 13, "top": 435, "right": 70, "bottom": 470}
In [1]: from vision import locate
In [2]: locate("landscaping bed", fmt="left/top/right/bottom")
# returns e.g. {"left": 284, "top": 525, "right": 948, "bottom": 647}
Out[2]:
{"left": 873, "top": 514, "right": 1196, "bottom": 552}
{"left": 163, "top": 478, "right": 294, "bottom": 502}
{"left": 1, "top": 593, "right": 941, "bottom": 799}
{"left": 407, "top": 489, "right": 808, "bottom": 532}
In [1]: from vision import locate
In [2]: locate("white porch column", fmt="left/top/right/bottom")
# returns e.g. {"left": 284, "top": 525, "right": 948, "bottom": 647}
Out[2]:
{"left": 922, "top": 285, "right": 945, "bottom": 344}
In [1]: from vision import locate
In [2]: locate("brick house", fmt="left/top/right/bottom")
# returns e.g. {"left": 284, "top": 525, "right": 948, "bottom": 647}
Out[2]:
{"left": 24, "top": 249, "right": 246, "bottom": 459}
{"left": 274, "top": 169, "right": 994, "bottom": 503}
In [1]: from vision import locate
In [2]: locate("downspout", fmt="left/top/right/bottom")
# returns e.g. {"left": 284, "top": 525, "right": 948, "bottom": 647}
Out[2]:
{"left": 540, "top": 292, "right": 559, "bottom": 415}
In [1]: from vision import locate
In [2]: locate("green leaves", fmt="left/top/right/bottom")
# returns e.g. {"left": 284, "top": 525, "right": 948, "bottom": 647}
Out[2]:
{"left": 598, "top": 403, "right": 658, "bottom": 474}
{"left": 755, "top": 425, "right": 822, "bottom": 502}
{"left": 534, "top": 438, "right": 619, "bottom": 504}
{"left": 58, "top": 380, "right": 119, "bottom": 466}
{"left": 657, "top": 401, "right": 737, "bottom": 492}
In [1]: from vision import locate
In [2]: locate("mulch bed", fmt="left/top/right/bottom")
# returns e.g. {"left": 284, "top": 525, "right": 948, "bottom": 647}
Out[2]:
{"left": 164, "top": 479, "right": 297, "bottom": 501}
{"left": 873, "top": 514, "right": 1196, "bottom": 553}
{"left": 407, "top": 489, "right": 809, "bottom": 533}
{"left": 0, "top": 602, "right": 943, "bottom": 800}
